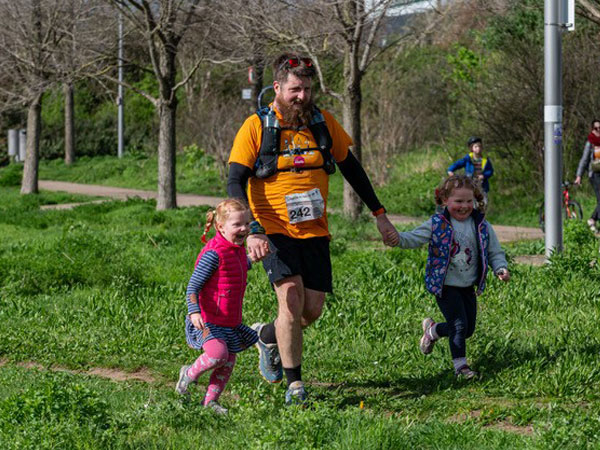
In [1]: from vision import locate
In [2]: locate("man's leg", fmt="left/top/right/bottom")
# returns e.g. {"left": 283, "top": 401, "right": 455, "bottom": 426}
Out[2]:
{"left": 274, "top": 275, "right": 305, "bottom": 371}
{"left": 302, "top": 288, "right": 325, "bottom": 328}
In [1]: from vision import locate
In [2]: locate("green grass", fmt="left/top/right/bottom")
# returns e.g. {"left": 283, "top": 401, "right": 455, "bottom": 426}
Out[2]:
{"left": 1, "top": 186, "right": 600, "bottom": 448}
{"left": 34, "top": 147, "right": 599, "bottom": 228}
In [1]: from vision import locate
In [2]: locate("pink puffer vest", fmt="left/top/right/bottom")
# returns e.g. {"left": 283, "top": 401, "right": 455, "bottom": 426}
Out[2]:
{"left": 195, "top": 231, "right": 248, "bottom": 327}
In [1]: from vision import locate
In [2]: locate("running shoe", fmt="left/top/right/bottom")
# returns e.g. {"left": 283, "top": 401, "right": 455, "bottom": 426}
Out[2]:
{"left": 419, "top": 318, "right": 436, "bottom": 355}
{"left": 455, "top": 365, "right": 479, "bottom": 380}
{"left": 251, "top": 322, "right": 283, "bottom": 383}
{"left": 285, "top": 381, "right": 308, "bottom": 406}
{"left": 175, "top": 365, "right": 195, "bottom": 396}
{"left": 205, "top": 400, "right": 228, "bottom": 415}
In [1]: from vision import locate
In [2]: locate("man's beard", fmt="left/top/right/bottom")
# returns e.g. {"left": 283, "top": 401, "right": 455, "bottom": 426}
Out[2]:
{"left": 278, "top": 98, "right": 313, "bottom": 127}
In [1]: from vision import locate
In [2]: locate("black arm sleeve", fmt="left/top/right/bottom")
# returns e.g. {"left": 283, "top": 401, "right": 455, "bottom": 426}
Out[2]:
{"left": 337, "top": 151, "right": 384, "bottom": 212}
{"left": 227, "top": 162, "right": 253, "bottom": 204}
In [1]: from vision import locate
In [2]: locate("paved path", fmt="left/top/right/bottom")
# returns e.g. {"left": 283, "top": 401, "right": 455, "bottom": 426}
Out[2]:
{"left": 38, "top": 180, "right": 544, "bottom": 243}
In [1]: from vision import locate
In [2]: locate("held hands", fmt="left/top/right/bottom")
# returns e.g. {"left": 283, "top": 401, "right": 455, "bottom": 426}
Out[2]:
{"left": 189, "top": 312, "right": 204, "bottom": 330}
{"left": 247, "top": 234, "right": 271, "bottom": 262}
{"left": 377, "top": 214, "right": 399, "bottom": 247}
{"left": 496, "top": 268, "right": 511, "bottom": 282}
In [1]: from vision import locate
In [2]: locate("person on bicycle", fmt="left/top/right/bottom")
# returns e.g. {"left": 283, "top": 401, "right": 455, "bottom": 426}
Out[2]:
{"left": 574, "top": 119, "right": 600, "bottom": 233}
{"left": 447, "top": 137, "right": 494, "bottom": 208}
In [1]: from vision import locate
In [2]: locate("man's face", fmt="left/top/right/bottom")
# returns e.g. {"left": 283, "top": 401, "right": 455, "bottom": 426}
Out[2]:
{"left": 273, "top": 74, "right": 312, "bottom": 125}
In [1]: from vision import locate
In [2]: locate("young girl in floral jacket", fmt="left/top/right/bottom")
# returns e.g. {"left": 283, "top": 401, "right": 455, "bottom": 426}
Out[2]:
{"left": 394, "top": 175, "right": 510, "bottom": 379}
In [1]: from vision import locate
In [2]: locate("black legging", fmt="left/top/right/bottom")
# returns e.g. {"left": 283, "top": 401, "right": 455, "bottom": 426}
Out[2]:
{"left": 435, "top": 285, "right": 477, "bottom": 359}
{"left": 590, "top": 173, "right": 600, "bottom": 221}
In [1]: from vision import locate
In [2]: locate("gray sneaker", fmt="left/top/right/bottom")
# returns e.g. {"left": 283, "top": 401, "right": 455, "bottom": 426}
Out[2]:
{"left": 455, "top": 365, "right": 478, "bottom": 380}
{"left": 175, "top": 365, "right": 195, "bottom": 396}
{"left": 285, "top": 381, "right": 308, "bottom": 406}
{"left": 251, "top": 322, "right": 283, "bottom": 383}
{"left": 205, "top": 400, "right": 228, "bottom": 415}
{"left": 419, "top": 318, "right": 436, "bottom": 355}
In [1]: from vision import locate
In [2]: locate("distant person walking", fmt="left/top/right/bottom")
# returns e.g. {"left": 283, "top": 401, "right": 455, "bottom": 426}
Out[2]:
{"left": 574, "top": 119, "right": 600, "bottom": 233}
{"left": 175, "top": 199, "right": 258, "bottom": 415}
{"left": 448, "top": 137, "right": 494, "bottom": 207}
{"left": 392, "top": 175, "right": 510, "bottom": 379}
{"left": 227, "top": 52, "right": 398, "bottom": 405}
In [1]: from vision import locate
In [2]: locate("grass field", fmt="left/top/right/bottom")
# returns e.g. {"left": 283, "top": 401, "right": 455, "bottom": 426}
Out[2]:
{"left": 1, "top": 180, "right": 600, "bottom": 448}
{"left": 33, "top": 148, "right": 600, "bottom": 228}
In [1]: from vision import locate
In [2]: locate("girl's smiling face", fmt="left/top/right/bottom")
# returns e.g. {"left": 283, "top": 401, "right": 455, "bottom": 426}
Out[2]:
{"left": 444, "top": 187, "right": 474, "bottom": 221}
{"left": 216, "top": 209, "right": 250, "bottom": 245}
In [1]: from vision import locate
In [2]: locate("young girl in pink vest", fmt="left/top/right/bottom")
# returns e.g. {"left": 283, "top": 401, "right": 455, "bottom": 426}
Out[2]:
{"left": 175, "top": 199, "right": 258, "bottom": 414}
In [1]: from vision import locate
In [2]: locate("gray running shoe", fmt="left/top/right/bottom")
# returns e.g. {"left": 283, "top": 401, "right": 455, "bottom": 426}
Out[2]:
{"left": 175, "top": 365, "right": 195, "bottom": 396}
{"left": 205, "top": 400, "right": 228, "bottom": 415}
{"left": 419, "top": 318, "right": 436, "bottom": 355}
{"left": 455, "top": 365, "right": 478, "bottom": 380}
{"left": 285, "top": 381, "right": 308, "bottom": 406}
{"left": 251, "top": 322, "right": 283, "bottom": 383}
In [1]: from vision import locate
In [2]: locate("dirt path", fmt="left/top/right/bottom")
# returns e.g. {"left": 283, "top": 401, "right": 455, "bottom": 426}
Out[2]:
{"left": 39, "top": 180, "right": 544, "bottom": 243}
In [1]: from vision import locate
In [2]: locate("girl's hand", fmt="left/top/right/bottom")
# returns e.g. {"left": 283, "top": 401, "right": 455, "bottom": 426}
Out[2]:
{"left": 496, "top": 268, "right": 510, "bottom": 282}
{"left": 376, "top": 214, "right": 400, "bottom": 247}
{"left": 190, "top": 312, "right": 204, "bottom": 330}
{"left": 247, "top": 234, "right": 271, "bottom": 262}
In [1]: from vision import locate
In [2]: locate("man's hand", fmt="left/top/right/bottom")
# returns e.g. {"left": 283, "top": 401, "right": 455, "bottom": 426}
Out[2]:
{"left": 247, "top": 234, "right": 271, "bottom": 262}
{"left": 477, "top": 174, "right": 484, "bottom": 180}
{"left": 496, "top": 268, "right": 510, "bottom": 282}
{"left": 190, "top": 312, "right": 204, "bottom": 330}
{"left": 376, "top": 214, "right": 399, "bottom": 247}
{"left": 447, "top": 171, "right": 454, "bottom": 177}
{"left": 575, "top": 176, "right": 582, "bottom": 186}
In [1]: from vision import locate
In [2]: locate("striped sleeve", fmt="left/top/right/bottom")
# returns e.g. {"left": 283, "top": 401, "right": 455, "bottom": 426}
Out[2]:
{"left": 186, "top": 250, "right": 219, "bottom": 315}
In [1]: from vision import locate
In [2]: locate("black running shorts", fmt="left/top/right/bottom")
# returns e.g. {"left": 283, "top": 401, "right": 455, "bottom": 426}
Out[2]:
{"left": 262, "top": 234, "right": 332, "bottom": 293}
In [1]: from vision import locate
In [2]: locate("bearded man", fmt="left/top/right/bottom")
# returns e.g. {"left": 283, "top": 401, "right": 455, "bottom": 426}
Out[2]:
{"left": 227, "top": 52, "right": 398, "bottom": 405}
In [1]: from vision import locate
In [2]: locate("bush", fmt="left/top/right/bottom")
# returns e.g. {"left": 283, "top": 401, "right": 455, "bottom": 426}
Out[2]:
{"left": 0, "top": 164, "right": 22, "bottom": 187}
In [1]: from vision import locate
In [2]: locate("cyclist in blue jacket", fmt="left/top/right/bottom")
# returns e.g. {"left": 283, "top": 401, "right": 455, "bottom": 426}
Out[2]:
{"left": 448, "top": 137, "right": 494, "bottom": 206}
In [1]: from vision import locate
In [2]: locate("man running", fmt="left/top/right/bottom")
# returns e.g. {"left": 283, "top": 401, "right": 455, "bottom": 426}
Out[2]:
{"left": 227, "top": 52, "right": 398, "bottom": 405}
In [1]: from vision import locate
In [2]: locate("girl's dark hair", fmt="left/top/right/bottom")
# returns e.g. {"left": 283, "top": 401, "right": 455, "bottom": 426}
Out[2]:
{"left": 434, "top": 174, "right": 485, "bottom": 212}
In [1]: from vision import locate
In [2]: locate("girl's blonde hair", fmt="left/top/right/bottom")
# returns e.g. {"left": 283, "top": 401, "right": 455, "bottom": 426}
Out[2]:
{"left": 434, "top": 174, "right": 486, "bottom": 212}
{"left": 201, "top": 198, "right": 249, "bottom": 243}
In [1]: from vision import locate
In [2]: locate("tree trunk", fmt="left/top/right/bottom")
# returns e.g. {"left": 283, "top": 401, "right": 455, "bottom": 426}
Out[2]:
{"left": 21, "top": 92, "right": 43, "bottom": 194}
{"left": 342, "top": 69, "right": 363, "bottom": 219}
{"left": 64, "top": 82, "right": 75, "bottom": 165}
{"left": 156, "top": 100, "right": 177, "bottom": 210}
{"left": 251, "top": 53, "right": 265, "bottom": 110}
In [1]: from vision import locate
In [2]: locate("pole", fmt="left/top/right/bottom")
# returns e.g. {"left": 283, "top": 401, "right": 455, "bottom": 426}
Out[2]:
{"left": 544, "top": 0, "right": 563, "bottom": 258}
{"left": 117, "top": 10, "right": 124, "bottom": 159}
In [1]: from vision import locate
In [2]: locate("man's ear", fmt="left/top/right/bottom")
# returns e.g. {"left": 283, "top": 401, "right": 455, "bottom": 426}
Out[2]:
{"left": 273, "top": 80, "right": 281, "bottom": 95}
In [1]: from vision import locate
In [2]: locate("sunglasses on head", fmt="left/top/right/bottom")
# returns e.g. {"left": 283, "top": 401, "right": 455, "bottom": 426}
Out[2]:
{"left": 280, "top": 57, "right": 313, "bottom": 70}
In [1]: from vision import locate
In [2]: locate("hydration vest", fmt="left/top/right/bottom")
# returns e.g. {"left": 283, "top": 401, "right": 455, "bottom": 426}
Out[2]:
{"left": 254, "top": 105, "right": 336, "bottom": 179}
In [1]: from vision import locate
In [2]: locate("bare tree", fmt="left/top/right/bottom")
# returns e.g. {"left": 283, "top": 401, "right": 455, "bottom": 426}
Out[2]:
{"left": 244, "top": 0, "right": 413, "bottom": 219}
{"left": 577, "top": 0, "right": 600, "bottom": 26}
{"left": 57, "top": 1, "right": 116, "bottom": 166}
{"left": 0, "top": 0, "right": 68, "bottom": 194}
{"left": 107, "top": 0, "right": 208, "bottom": 210}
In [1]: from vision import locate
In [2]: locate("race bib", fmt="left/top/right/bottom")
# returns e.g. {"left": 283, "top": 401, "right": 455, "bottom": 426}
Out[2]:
{"left": 285, "top": 188, "right": 324, "bottom": 224}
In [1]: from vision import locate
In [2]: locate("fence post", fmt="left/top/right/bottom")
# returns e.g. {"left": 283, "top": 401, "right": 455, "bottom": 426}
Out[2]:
{"left": 18, "top": 128, "right": 27, "bottom": 162}
{"left": 8, "top": 129, "right": 18, "bottom": 161}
